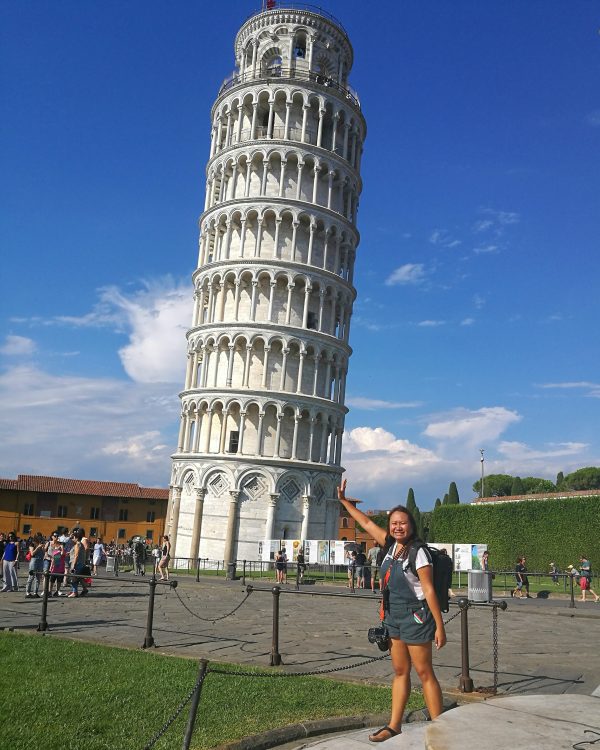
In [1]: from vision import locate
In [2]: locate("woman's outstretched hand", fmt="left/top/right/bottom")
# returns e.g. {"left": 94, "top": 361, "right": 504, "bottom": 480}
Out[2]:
{"left": 337, "top": 479, "right": 347, "bottom": 502}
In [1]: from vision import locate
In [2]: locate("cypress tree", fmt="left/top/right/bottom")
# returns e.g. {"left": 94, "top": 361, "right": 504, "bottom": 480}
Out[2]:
{"left": 448, "top": 481, "right": 460, "bottom": 504}
{"left": 442, "top": 493, "right": 449, "bottom": 505}
{"left": 434, "top": 498, "right": 441, "bottom": 509}
{"left": 406, "top": 487, "right": 417, "bottom": 513}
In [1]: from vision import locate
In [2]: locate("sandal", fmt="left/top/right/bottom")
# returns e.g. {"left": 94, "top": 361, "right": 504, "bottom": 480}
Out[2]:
{"left": 369, "top": 725, "right": 400, "bottom": 743}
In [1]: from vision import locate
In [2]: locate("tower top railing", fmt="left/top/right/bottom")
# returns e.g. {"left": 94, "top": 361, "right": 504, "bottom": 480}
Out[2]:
{"left": 245, "top": 4, "right": 347, "bottom": 36}
{"left": 218, "top": 67, "right": 360, "bottom": 109}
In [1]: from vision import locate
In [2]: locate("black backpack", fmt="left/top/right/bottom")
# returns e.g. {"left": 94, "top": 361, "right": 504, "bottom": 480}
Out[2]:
{"left": 408, "top": 542, "right": 453, "bottom": 613}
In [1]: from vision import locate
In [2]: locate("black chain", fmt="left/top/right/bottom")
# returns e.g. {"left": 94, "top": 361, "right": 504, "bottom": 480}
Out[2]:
{"left": 172, "top": 584, "right": 252, "bottom": 623}
{"left": 477, "top": 603, "right": 500, "bottom": 695}
{"left": 142, "top": 666, "right": 207, "bottom": 750}
{"left": 443, "top": 605, "right": 465, "bottom": 626}
{"left": 207, "top": 650, "right": 391, "bottom": 679}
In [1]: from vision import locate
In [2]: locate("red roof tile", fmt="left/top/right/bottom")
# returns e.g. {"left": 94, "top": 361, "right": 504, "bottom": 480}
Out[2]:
{"left": 0, "top": 474, "right": 169, "bottom": 500}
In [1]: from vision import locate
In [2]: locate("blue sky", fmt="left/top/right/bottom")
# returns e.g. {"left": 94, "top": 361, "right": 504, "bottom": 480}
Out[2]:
{"left": 1, "top": 1, "right": 599, "bottom": 511}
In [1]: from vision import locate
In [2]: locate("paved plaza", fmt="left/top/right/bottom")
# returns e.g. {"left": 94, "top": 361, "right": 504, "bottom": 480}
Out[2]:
{"left": 2, "top": 571, "right": 600, "bottom": 698}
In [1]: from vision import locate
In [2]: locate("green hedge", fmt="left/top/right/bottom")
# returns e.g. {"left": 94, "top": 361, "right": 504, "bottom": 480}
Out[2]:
{"left": 431, "top": 495, "right": 600, "bottom": 573}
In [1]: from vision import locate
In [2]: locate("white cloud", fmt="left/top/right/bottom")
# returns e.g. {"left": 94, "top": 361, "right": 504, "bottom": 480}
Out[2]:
{"left": 497, "top": 440, "right": 588, "bottom": 462}
{"left": 473, "top": 244, "right": 499, "bottom": 255}
{"left": 0, "top": 365, "right": 178, "bottom": 485}
{"left": 460, "top": 318, "right": 475, "bottom": 326}
{"left": 346, "top": 396, "right": 422, "bottom": 410}
{"left": 424, "top": 407, "right": 521, "bottom": 450}
{"left": 417, "top": 320, "right": 445, "bottom": 327}
{"left": 385, "top": 263, "right": 426, "bottom": 286}
{"left": 493, "top": 440, "right": 591, "bottom": 479}
{"left": 429, "top": 230, "right": 461, "bottom": 248}
{"left": 537, "top": 381, "right": 600, "bottom": 398}
{"left": 472, "top": 208, "right": 520, "bottom": 236}
{"left": 473, "top": 294, "right": 486, "bottom": 309}
{"left": 0, "top": 335, "right": 36, "bottom": 356}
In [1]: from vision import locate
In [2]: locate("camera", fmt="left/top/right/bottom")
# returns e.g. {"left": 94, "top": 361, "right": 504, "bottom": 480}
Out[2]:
{"left": 367, "top": 626, "right": 390, "bottom": 652}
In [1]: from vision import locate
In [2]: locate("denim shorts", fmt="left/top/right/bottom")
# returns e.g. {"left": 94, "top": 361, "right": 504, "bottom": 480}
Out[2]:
{"left": 384, "top": 600, "right": 435, "bottom": 644}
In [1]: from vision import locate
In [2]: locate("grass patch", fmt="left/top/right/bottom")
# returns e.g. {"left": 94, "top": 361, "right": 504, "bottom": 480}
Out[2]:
{"left": 0, "top": 631, "right": 421, "bottom": 749}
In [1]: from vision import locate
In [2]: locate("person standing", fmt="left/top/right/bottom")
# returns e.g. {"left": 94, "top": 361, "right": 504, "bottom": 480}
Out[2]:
{"left": 92, "top": 537, "right": 107, "bottom": 576}
{"left": 274, "top": 550, "right": 285, "bottom": 584}
{"left": 578, "top": 555, "right": 600, "bottom": 603}
{"left": 1, "top": 532, "right": 20, "bottom": 592}
{"left": 367, "top": 541, "right": 381, "bottom": 594}
{"left": 355, "top": 548, "right": 367, "bottom": 589}
{"left": 25, "top": 533, "right": 45, "bottom": 598}
{"left": 512, "top": 556, "right": 530, "bottom": 598}
{"left": 296, "top": 549, "right": 306, "bottom": 583}
{"left": 338, "top": 480, "right": 446, "bottom": 742}
{"left": 158, "top": 535, "right": 171, "bottom": 580}
{"left": 67, "top": 533, "right": 85, "bottom": 598}
{"left": 48, "top": 534, "right": 66, "bottom": 596}
{"left": 549, "top": 562, "right": 560, "bottom": 585}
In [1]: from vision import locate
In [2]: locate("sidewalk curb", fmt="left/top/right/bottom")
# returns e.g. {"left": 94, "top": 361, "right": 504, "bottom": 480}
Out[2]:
{"left": 211, "top": 699, "right": 460, "bottom": 750}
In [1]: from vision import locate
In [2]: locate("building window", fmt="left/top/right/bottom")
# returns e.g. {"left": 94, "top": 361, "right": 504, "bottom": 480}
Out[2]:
{"left": 118, "top": 528, "right": 126, "bottom": 539}
{"left": 118, "top": 509, "right": 128, "bottom": 521}
{"left": 90, "top": 527, "right": 98, "bottom": 537}
{"left": 307, "top": 311, "right": 317, "bottom": 330}
{"left": 121, "top": 499, "right": 129, "bottom": 504}
{"left": 149, "top": 500, "right": 156, "bottom": 506}
{"left": 228, "top": 430, "right": 240, "bottom": 453}
{"left": 146, "top": 530, "right": 154, "bottom": 540}
{"left": 57, "top": 505, "right": 68, "bottom": 518}
{"left": 23, "top": 524, "right": 32, "bottom": 535}
{"left": 342, "top": 517, "right": 349, "bottom": 528}
{"left": 23, "top": 503, "right": 34, "bottom": 516}
{"left": 146, "top": 511, "right": 155, "bottom": 523}
{"left": 90, "top": 507, "right": 100, "bottom": 520}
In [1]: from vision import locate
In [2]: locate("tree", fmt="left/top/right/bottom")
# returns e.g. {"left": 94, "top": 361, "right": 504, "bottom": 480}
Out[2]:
{"left": 421, "top": 511, "right": 433, "bottom": 541}
{"left": 556, "top": 471, "right": 565, "bottom": 490}
{"left": 563, "top": 467, "right": 600, "bottom": 491}
{"left": 434, "top": 498, "right": 441, "bottom": 509}
{"left": 442, "top": 493, "right": 449, "bottom": 505}
{"left": 472, "top": 474, "right": 513, "bottom": 497}
{"left": 448, "top": 481, "right": 460, "bottom": 504}
{"left": 521, "top": 477, "right": 556, "bottom": 495}
{"left": 406, "top": 488, "right": 417, "bottom": 514}
{"left": 511, "top": 476, "right": 524, "bottom": 495}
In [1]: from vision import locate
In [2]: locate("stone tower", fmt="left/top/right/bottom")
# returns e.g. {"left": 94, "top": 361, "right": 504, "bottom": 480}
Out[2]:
{"left": 166, "top": 4, "right": 365, "bottom": 564}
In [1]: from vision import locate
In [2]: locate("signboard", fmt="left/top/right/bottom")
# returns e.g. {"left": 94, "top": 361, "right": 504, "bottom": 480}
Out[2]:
{"left": 304, "top": 540, "right": 330, "bottom": 564}
{"left": 329, "top": 540, "right": 346, "bottom": 565}
{"left": 454, "top": 543, "right": 487, "bottom": 571}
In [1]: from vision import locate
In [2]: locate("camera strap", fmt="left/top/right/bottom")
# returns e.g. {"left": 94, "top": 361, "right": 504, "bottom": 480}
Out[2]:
{"left": 378, "top": 545, "right": 406, "bottom": 620}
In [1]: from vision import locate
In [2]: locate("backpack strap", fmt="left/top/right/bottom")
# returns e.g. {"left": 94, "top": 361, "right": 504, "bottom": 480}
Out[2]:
{"left": 407, "top": 540, "right": 427, "bottom": 578}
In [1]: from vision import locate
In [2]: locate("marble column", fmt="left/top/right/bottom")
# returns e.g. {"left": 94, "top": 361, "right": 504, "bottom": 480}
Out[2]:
{"left": 189, "top": 488, "right": 207, "bottom": 562}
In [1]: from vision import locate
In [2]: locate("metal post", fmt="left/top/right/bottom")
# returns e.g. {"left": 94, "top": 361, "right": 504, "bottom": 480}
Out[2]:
{"left": 242, "top": 559, "right": 246, "bottom": 586}
{"left": 350, "top": 565, "right": 355, "bottom": 593}
{"left": 295, "top": 561, "right": 300, "bottom": 591}
{"left": 37, "top": 569, "right": 50, "bottom": 632}
{"left": 181, "top": 659, "right": 209, "bottom": 750}
{"left": 270, "top": 585, "right": 282, "bottom": 666}
{"left": 196, "top": 558, "right": 200, "bottom": 583}
{"left": 142, "top": 573, "right": 157, "bottom": 648}
{"left": 458, "top": 598, "right": 474, "bottom": 692}
{"left": 569, "top": 573, "right": 576, "bottom": 609}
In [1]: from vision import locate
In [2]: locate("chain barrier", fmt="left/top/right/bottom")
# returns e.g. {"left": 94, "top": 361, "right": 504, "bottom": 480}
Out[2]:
{"left": 443, "top": 604, "right": 467, "bottom": 626}
{"left": 207, "top": 650, "right": 391, "bottom": 678}
{"left": 142, "top": 665, "right": 208, "bottom": 750}
{"left": 476, "top": 602, "right": 500, "bottom": 695}
{"left": 172, "top": 583, "right": 253, "bottom": 623}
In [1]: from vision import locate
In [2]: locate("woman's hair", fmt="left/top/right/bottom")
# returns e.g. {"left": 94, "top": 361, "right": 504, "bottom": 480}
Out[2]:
{"left": 383, "top": 505, "right": 420, "bottom": 554}
{"left": 163, "top": 535, "right": 169, "bottom": 541}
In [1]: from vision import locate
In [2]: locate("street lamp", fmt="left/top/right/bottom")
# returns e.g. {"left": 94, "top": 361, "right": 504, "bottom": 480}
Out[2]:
{"left": 479, "top": 449, "right": 485, "bottom": 498}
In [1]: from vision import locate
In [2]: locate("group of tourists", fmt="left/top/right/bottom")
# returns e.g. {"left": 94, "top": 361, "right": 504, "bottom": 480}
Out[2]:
{"left": 0, "top": 529, "right": 173, "bottom": 594}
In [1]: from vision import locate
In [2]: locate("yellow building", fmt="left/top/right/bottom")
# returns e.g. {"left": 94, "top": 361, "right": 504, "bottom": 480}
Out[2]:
{"left": 0, "top": 474, "right": 168, "bottom": 543}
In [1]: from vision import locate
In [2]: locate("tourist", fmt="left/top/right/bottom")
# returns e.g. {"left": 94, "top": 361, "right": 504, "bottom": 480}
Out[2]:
{"left": 68, "top": 532, "right": 86, "bottom": 597}
{"left": 92, "top": 537, "right": 107, "bottom": 576}
{"left": 274, "top": 549, "right": 286, "bottom": 584}
{"left": 367, "top": 541, "right": 381, "bottom": 594}
{"left": 578, "top": 555, "right": 599, "bottom": 603}
{"left": 25, "top": 533, "right": 45, "bottom": 598}
{"left": 512, "top": 556, "right": 530, "bottom": 598}
{"left": 338, "top": 480, "right": 446, "bottom": 742}
{"left": 549, "top": 562, "right": 560, "bottom": 585}
{"left": 281, "top": 548, "right": 288, "bottom": 583}
{"left": 48, "top": 534, "right": 66, "bottom": 596}
{"left": 1, "top": 532, "right": 20, "bottom": 592}
{"left": 296, "top": 548, "right": 306, "bottom": 583}
{"left": 152, "top": 545, "right": 161, "bottom": 574}
{"left": 355, "top": 548, "right": 367, "bottom": 589}
{"left": 73, "top": 528, "right": 90, "bottom": 596}
{"left": 158, "top": 535, "right": 171, "bottom": 580}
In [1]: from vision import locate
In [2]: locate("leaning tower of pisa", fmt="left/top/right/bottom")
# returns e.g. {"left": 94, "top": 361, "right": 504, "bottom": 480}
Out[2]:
{"left": 167, "top": 4, "right": 365, "bottom": 565}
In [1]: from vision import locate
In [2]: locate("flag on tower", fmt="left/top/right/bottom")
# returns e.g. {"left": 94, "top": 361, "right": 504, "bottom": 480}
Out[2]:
{"left": 266, "top": 0, "right": 276, "bottom": 8}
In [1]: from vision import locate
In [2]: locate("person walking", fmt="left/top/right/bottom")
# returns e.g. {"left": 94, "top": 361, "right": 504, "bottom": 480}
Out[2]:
{"left": 512, "top": 556, "right": 530, "bottom": 598}
{"left": 355, "top": 548, "right": 367, "bottom": 589}
{"left": 48, "top": 535, "right": 66, "bottom": 596}
{"left": 1, "top": 532, "right": 20, "bottom": 592}
{"left": 338, "top": 480, "right": 446, "bottom": 743}
{"left": 578, "top": 555, "right": 600, "bottom": 602}
{"left": 67, "top": 532, "right": 86, "bottom": 598}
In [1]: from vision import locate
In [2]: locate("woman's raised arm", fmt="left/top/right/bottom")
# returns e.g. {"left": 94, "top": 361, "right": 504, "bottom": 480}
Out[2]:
{"left": 337, "top": 480, "right": 387, "bottom": 547}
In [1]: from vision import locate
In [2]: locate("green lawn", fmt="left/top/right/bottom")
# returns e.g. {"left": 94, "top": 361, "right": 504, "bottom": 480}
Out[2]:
{"left": 0, "top": 631, "right": 418, "bottom": 750}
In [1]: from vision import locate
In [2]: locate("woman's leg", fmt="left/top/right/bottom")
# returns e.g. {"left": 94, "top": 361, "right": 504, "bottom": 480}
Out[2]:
{"left": 372, "top": 637, "right": 411, "bottom": 737}
{"left": 10, "top": 563, "right": 19, "bottom": 590}
{"left": 407, "top": 642, "right": 443, "bottom": 719}
{"left": 26, "top": 572, "right": 34, "bottom": 595}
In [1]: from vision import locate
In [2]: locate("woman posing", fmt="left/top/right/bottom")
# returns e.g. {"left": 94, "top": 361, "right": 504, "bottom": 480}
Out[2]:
{"left": 92, "top": 537, "right": 107, "bottom": 576}
{"left": 25, "top": 533, "right": 45, "bottom": 598}
{"left": 158, "top": 535, "right": 171, "bottom": 580}
{"left": 338, "top": 480, "right": 446, "bottom": 743}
